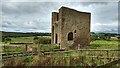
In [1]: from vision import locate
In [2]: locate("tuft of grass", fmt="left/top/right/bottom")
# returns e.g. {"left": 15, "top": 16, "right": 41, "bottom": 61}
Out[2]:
{"left": 90, "top": 39, "right": 118, "bottom": 49}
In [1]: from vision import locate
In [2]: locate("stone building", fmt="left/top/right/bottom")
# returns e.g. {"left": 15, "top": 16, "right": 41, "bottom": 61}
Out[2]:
{"left": 51, "top": 6, "right": 91, "bottom": 49}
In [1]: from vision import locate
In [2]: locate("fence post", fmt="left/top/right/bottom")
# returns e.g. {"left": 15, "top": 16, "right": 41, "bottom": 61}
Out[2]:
{"left": 25, "top": 44, "right": 28, "bottom": 52}
{"left": 106, "top": 50, "right": 109, "bottom": 58}
{"left": 118, "top": 43, "right": 120, "bottom": 67}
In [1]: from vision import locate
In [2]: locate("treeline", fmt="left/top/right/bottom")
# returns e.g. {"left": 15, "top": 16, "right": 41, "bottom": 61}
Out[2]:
{"left": 1, "top": 31, "right": 119, "bottom": 43}
{"left": 1, "top": 31, "right": 51, "bottom": 38}
{"left": 90, "top": 32, "right": 119, "bottom": 41}
{"left": 2, "top": 31, "right": 118, "bottom": 38}
{"left": 91, "top": 32, "right": 119, "bottom": 37}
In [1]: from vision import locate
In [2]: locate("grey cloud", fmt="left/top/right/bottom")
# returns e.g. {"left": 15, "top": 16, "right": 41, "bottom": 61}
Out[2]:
{"left": 2, "top": 19, "right": 50, "bottom": 31}
{"left": 2, "top": 2, "right": 119, "bottom": 33}
{"left": 92, "top": 22, "right": 118, "bottom": 33}
{"left": 2, "top": 2, "right": 59, "bottom": 15}
{"left": 3, "top": 0, "right": 119, "bottom": 2}
{"left": 2, "top": 2, "right": 59, "bottom": 32}
{"left": 62, "top": 2, "right": 118, "bottom": 24}
{"left": 91, "top": 2, "right": 118, "bottom": 24}
{"left": 68, "top": 2, "right": 108, "bottom": 7}
{"left": 2, "top": 20, "right": 16, "bottom": 27}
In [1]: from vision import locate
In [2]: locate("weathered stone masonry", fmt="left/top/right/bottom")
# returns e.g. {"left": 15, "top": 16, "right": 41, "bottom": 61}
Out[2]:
{"left": 51, "top": 6, "right": 91, "bottom": 49}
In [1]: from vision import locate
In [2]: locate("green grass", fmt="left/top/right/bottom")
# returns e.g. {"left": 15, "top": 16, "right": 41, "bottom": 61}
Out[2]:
{"left": 11, "top": 36, "right": 51, "bottom": 43}
{"left": 3, "top": 56, "right": 34, "bottom": 66}
{"left": 3, "top": 49, "right": 118, "bottom": 66}
{"left": 2, "top": 36, "right": 119, "bottom": 53}
{"left": 11, "top": 37, "right": 34, "bottom": 42}
{"left": 90, "top": 37, "right": 118, "bottom": 49}
{"left": 2, "top": 44, "right": 59, "bottom": 53}
{"left": 2, "top": 36, "right": 119, "bottom": 66}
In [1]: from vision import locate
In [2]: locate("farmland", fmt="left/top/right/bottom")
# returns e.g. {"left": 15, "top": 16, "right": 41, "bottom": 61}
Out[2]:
{"left": 90, "top": 37, "right": 118, "bottom": 49}
{"left": 2, "top": 36, "right": 118, "bottom": 53}
{"left": 1, "top": 32, "right": 120, "bottom": 67}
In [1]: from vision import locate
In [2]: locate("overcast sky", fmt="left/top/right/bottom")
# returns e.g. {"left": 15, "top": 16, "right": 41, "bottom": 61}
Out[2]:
{"left": 1, "top": 0, "right": 119, "bottom": 33}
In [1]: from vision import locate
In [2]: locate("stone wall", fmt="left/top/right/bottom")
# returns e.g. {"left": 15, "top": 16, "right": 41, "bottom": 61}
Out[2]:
{"left": 52, "top": 6, "right": 91, "bottom": 49}
{"left": 51, "top": 12, "right": 59, "bottom": 44}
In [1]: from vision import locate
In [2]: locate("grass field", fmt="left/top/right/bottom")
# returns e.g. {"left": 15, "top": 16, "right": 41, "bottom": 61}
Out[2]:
{"left": 2, "top": 36, "right": 119, "bottom": 53}
{"left": 11, "top": 37, "right": 34, "bottom": 42}
{"left": 10, "top": 36, "right": 119, "bottom": 49}
{"left": 11, "top": 36, "right": 51, "bottom": 43}
{"left": 90, "top": 40, "right": 118, "bottom": 49}
{"left": 3, "top": 49, "right": 119, "bottom": 66}
{"left": 2, "top": 36, "right": 119, "bottom": 66}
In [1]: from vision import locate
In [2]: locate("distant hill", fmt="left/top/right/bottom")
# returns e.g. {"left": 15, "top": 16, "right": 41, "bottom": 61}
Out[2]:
{"left": 1, "top": 31, "right": 119, "bottom": 38}
{"left": 1, "top": 31, "right": 51, "bottom": 38}
{"left": 90, "top": 32, "right": 119, "bottom": 36}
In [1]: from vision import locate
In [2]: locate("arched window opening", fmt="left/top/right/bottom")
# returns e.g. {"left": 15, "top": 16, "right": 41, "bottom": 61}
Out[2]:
{"left": 55, "top": 34, "right": 58, "bottom": 43}
{"left": 74, "top": 30, "right": 76, "bottom": 33}
{"left": 68, "top": 32, "right": 73, "bottom": 41}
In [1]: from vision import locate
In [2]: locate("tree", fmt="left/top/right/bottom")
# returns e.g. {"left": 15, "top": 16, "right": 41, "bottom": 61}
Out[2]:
{"left": 98, "top": 33, "right": 106, "bottom": 40}
{"left": 33, "top": 36, "right": 39, "bottom": 44}
{"left": 90, "top": 33, "right": 98, "bottom": 42}
{"left": 5, "top": 38, "right": 11, "bottom": 43}
{"left": 33, "top": 36, "right": 51, "bottom": 55}
{"left": 104, "top": 34, "right": 111, "bottom": 40}
{"left": 2, "top": 37, "right": 11, "bottom": 43}
{"left": 97, "top": 33, "right": 111, "bottom": 40}
{"left": 2, "top": 37, "right": 11, "bottom": 50}
{"left": 33, "top": 36, "right": 51, "bottom": 44}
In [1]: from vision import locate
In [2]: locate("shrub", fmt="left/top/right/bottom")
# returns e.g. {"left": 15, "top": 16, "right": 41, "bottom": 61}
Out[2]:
{"left": 90, "top": 34, "right": 98, "bottom": 42}
{"left": 33, "top": 36, "right": 51, "bottom": 44}
{"left": 2, "top": 37, "right": 11, "bottom": 43}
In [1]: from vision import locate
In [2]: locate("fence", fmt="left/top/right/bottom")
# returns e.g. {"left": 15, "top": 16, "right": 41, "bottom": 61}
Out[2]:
{"left": 2, "top": 49, "right": 120, "bottom": 66}
{"left": 43, "top": 49, "right": 120, "bottom": 66}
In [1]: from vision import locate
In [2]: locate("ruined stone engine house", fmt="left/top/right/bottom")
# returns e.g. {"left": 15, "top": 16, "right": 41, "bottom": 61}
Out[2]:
{"left": 51, "top": 6, "right": 91, "bottom": 49}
